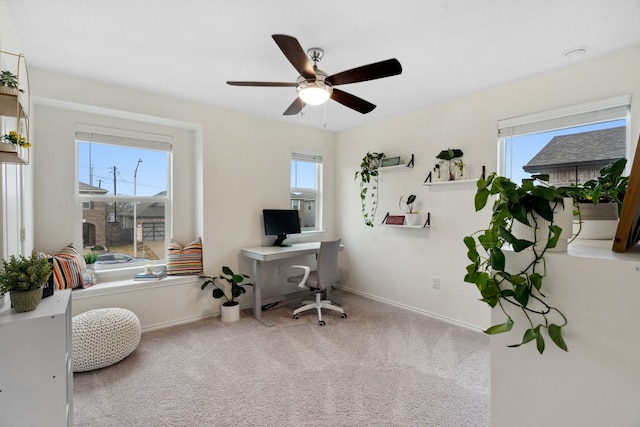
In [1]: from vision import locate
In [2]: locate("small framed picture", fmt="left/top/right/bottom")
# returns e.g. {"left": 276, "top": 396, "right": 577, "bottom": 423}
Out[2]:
{"left": 386, "top": 215, "right": 405, "bottom": 225}
{"left": 382, "top": 156, "right": 401, "bottom": 167}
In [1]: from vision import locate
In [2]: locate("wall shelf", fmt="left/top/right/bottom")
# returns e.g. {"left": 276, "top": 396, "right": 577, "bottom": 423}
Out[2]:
{"left": 424, "top": 165, "right": 485, "bottom": 184}
{"left": 379, "top": 154, "right": 414, "bottom": 171}
{"left": 381, "top": 211, "right": 430, "bottom": 228}
{"left": 0, "top": 50, "right": 30, "bottom": 165}
{"left": 423, "top": 179, "right": 477, "bottom": 187}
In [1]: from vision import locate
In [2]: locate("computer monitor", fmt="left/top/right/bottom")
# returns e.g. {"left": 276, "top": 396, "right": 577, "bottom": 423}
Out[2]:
{"left": 263, "top": 209, "right": 301, "bottom": 247}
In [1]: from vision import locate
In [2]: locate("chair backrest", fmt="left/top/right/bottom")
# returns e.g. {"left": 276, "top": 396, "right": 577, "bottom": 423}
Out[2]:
{"left": 316, "top": 238, "right": 341, "bottom": 291}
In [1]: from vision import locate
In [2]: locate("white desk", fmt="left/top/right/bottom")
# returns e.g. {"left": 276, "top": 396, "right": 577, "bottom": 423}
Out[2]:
{"left": 241, "top": 242, "right": 325, "bottom": 326}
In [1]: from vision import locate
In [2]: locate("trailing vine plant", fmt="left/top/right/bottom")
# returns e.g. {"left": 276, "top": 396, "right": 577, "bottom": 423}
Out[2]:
{"left": 463, "top": 172, "right": 569, "bottom": 354}
{"left": 354, "top": 152, "right": 385, "bottom": 227}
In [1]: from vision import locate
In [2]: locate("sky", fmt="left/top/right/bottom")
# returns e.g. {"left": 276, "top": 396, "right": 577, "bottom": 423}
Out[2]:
{"left": 504, "top": 119, "right": 626, "bottom": 184}
{"left": 78, "top": 141, "right": 168, "bottom": 197}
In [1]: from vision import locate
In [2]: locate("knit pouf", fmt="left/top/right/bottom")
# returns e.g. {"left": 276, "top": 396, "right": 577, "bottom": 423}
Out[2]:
{"left": 72, "top": 308, "right": 141, "bottom": 372}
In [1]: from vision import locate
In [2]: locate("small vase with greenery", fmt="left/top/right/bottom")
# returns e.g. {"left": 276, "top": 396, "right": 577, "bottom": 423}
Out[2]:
{"left": 0, "top": 254, "right": 52, "bottom": 313}
{"left": 399, "top": 194, "right": 417, "bottom": 213}
{"left": 83, "top": 252, "right": 98, "bottom": 266}
{"left": 436, "top": 148, "right": 463, "bottom": 181}
{"left": 463, "top": 172, "right": 569, "bottom": 354}
{"left": 354, "top": 152, "right": 385, "bottom": 227}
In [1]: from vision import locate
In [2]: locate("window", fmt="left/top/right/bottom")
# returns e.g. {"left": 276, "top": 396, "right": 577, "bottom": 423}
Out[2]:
{"left": 498, "top": 95, "right": 631, "bottom": 186}
{"left": 291, "top": 152, "right": 322, "bottom": 231}
{"left": 77, "top": 125, "right": 171, "bottom": 266}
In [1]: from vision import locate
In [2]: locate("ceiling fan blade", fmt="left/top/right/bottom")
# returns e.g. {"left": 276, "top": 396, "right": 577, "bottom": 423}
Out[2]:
{"left": 283, "top": 97, "right": 305, "bottom": 116}
{"left": 227, "top": 81, "right": 297, "bottom": 87}
{"left": 272, "top": 34, "right": 315, "bottom": 79}
{"left": 326, "top": 58, "right": 402, "bottom": 86}
{"left": 330, "top": 88, "right": 376, "bottom": 114}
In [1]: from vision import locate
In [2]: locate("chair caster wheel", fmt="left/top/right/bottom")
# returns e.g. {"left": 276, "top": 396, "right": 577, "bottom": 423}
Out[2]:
{"left": 318, "top": 320, "right": 326, "bottom": 326}
{"left": 293, "top": 315, "right": 299, "bottom": 320}
{"left": 341, "top": 313, "right": 347, "bottom": 319}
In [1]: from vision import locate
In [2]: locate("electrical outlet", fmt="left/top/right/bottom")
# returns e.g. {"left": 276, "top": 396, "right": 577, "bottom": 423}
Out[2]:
{"left": 432, "top": 277, "right": 440, "bottom": 289}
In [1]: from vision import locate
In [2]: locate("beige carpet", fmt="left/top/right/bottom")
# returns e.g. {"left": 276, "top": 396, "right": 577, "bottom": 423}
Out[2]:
{"left": 73, "top": 290, "right": 490, "bottom": 426}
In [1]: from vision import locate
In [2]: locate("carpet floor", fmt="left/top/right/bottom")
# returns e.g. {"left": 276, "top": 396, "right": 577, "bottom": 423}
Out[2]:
{"left": 73, "top": 290, "right": 490, "bottom": 426}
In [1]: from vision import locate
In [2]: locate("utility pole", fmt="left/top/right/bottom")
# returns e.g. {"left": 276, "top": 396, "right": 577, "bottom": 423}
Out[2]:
{"left": 112, "top": 166, "right": 117, "bottom": 222}
{"left": 133, "top": 159, "right": 142, "bottom": 257}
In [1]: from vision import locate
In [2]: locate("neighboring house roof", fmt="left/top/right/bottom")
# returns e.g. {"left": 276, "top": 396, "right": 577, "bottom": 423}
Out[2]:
{"left": 523, "top": 126, "right": 625, "bottom": 172}
{"left": 79, "top": 181, "right": 109, "bottom": 194}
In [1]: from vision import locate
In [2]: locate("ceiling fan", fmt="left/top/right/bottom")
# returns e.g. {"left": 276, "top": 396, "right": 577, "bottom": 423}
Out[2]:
{"left": 227, "top": 34, "right": 403, "bottom": 116}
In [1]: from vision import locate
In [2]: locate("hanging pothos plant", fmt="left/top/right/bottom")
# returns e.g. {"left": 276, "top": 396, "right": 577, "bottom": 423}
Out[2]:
{"left": 463, "top": 172, "right": 569, "bottom": 354}
{"left": 354, "top": 152, "right": 385, "bottom": 227}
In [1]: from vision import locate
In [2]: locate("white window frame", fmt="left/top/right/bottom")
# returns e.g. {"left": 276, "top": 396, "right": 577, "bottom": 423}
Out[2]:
{"left": 497, "top": 95, "right": 632, "bottom": 178}
{"left": 76, "top": 124, "right": 172, "bottom": 272}
{"left": 291, "top": 151, "right": 323, "bottom": 232}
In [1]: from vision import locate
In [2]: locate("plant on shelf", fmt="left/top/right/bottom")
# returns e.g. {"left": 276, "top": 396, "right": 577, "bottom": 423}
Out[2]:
{"left": 354, "top": 152, "right": 385, "bottom": 227}
{"left": 83, "top": 252, "right": 98, "bottom": 266}
{"left": 399, "top": 194, "right": 417, "bottom": 213}
{"left": 0, "top": 254, "right": 52, "bottom": 313}
{"left": 1, "top": 130, "right": 30, "bottom": 148}
{"left": 201, "top": 266, "right": 253, "bottom": 322}
{"left": 558, "top": 158, "right": 628, "bottom": 239}
{"left": 463, "top": 172, "right": 569, "bottom": 354}
{"left": 436, "top": 148, "right": 463, "bottom": 181}
{"left": 0, "top": 70, "right": 24, "bottom": 93}
{"left": 562, "top": 158, "right": 628, "bottom": 212}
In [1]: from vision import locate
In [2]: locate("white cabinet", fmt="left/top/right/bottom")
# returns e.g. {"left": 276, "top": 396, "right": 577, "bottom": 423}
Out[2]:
{"left": 0, "top": 290, "right": 72, "bottom": 427}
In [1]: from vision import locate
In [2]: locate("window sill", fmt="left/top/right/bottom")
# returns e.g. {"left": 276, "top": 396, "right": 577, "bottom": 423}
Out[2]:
{"left": 72, "top": 275, "right": 201, "bottom": 299}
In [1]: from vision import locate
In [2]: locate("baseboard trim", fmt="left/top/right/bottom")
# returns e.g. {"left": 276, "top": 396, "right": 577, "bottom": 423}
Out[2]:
{"left": 337, "top": 286, "right": 484, "bottom": 333}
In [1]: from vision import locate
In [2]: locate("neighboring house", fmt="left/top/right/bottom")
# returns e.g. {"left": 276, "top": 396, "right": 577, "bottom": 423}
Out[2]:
{"left": 523, "top": 126, "right": 625, "bottom": 187}
{"left": 80, "top": 182, "right": 165, "bottom": 249}
{"left": 80, "top": 182, "right": 108, "bottom": 248}
{"left": 290, "top": 190, "right": 316, "bottom": 229}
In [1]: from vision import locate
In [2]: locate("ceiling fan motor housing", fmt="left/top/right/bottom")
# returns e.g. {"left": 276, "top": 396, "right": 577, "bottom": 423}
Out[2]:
{"left": 297, "top": 68, "right": 333, "bottom": 105}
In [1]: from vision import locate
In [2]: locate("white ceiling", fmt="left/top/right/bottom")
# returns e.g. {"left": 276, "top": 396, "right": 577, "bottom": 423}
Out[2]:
{"left": 6, "top": 0, "right": 640, "bottom": 132}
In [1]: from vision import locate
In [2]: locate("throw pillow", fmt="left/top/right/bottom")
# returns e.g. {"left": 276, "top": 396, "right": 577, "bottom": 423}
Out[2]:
{"left": 166, "top": 237, "right": 203, "bottom": 275}
{"left": 38, "top": 244, "right": 86, "bottom": 289}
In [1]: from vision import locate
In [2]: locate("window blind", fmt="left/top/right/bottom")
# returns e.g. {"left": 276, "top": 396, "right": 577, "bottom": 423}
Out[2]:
{"left": 76, "top": 124, "right": 172, "bottom": 152}
{"left": 498, "top": 94, "right": 631, "bottom": 138}
{"left": 292, "top": 152, "right": 322, "bottom": 163}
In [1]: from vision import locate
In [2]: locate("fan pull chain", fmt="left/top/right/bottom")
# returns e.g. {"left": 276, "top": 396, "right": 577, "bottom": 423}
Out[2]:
{"left": 323, "top": 102, "right": 328, "bottom": 128}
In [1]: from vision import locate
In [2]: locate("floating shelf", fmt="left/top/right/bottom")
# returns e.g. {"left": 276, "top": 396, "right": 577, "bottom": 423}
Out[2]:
{"left": 0, "top": 143, "right": 28, "bottom": 164}
{"left": 380, "top": 154, "right": 414, "bottom": 171}
{"left": 381, "top": 211, "right": 430, "bottom": 228}
{"left": 423, "top": 179, "right": 477, "bottom": 187}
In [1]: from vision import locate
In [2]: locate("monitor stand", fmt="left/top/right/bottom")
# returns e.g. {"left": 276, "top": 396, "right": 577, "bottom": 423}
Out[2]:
{"left": 273, "top": 233, "right": 291, "bottom": 247}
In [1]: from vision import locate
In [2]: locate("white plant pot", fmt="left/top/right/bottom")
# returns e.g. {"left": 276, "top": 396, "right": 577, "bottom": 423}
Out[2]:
{"left": 511, "top": 197, "right": 573, "bottom": 252}
{"left": 574, "top": 202, "right": 619, "bottom": 240}
{"left": 220, "top": 302, "right": 240, "bottom": 322}
{"left": 405, "top": 213, "right": 421, "bottom": 226}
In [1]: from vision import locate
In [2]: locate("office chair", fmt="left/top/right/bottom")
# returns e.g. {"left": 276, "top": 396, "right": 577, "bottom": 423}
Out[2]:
{"left": 287, "top": 238, "right": 346, "bottom": 326}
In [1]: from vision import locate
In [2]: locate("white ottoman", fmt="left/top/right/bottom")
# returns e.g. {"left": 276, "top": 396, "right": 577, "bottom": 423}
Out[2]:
{"left": 73, "top": 308, "right": 141, "bottom": 372}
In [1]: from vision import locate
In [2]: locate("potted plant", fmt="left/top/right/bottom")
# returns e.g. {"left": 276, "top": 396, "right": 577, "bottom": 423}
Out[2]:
{"left": 0, "top": 254, "right": 52, "bottom": 313}
{"left": 436, "top": 148, "right": 463, "bottom": 181}
{"left": 399, "top": 194, "right": 421, "bottom": 225}
{"left": 200, "top": 266, "right": 253, "bottom": 322}
{"left": 354, "top": 152, "right": 385, "bottom": 227}
{"left": 0, "top": 70, "right": 23, "bottom": 95}
{"left": 562, "top": 158, "right": 628, "bottom": 239}
{"left": 83, "top": 252, "right": 98, "bottom": 267}
{"left": 463, "top": 172, "right": 570, "bottom": 354}
{"left": 1, "top": 130, "right": 31, "bottom": 149}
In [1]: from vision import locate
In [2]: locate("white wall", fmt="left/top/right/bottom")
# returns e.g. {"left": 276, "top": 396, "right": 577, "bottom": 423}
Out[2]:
{"left": 27, "top": 67, "right": 337, "bottom": 321}
{"left": 494, "top": 247, "right": 640, "bottom": 427}
{"left": 335, "top": 45, "right": 640, "bottom": 425}
{"left": 0, "top": 0, "right": 30, "bottom": 260}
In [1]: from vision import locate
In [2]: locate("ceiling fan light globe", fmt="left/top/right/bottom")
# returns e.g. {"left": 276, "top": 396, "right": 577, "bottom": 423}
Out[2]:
{"left": 297, "top": 79, "right": 333, "bottom": 105}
